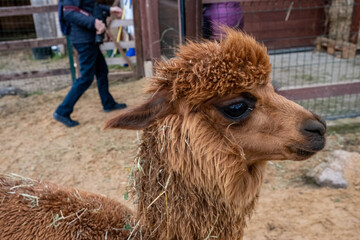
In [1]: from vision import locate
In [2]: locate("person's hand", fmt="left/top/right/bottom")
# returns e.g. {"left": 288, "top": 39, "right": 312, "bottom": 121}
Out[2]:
{"left": 95, "top": 19, "right": 106, "bottom": 34}
{"left": 110, "top": 6, "right": 122, "bottom": 18}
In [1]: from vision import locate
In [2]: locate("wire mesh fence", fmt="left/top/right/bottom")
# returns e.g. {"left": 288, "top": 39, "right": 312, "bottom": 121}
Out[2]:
{"left": 0, "top": 0, "right": 36, "bottom": 41}
{"left": 0, "top": 0, "right": 136, "bottom": 95}
{"left": 0, "top": 48, "right": 72, "bottom": 94}
{"left": 158, "top": 0, "right": 181, "bottom": 58}
{"left": 0, "top": 0, "right": 73, "bottom": 94}
{"left": 250, "top": 0, "right": 360, "bottom": 120}
{"left": 199, "top": 0, "right": 360, "bottom": 120}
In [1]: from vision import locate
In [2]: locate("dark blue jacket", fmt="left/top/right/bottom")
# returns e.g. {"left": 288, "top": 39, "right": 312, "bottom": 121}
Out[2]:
{"left": 63, "top": 0, "right": 110, "bottom": 44}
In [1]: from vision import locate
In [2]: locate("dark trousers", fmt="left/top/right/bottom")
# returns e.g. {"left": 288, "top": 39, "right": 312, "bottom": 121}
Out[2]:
{"left": 55, "top": 43, "right": 116, "bottom": 117}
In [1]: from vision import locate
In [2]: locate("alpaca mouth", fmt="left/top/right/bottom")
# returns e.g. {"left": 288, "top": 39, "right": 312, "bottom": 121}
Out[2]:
{"left": 295, "top": 148, "right": 315, "bottom": 157}
{"left": 287, "top": 146, "right": 318, "bottom": 160}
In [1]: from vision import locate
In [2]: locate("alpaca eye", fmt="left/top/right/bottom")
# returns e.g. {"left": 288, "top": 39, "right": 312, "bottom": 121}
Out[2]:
{"left": 216, "top": 94, "right": 257, "bottom": 121}
{"left": 223, "top": 102, "right": 248, "bottom": 119}
{"left": 220, "top": 102, "right": 253, "bottom": 120}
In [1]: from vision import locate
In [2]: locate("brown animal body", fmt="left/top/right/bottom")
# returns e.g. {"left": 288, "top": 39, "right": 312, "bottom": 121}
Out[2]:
{"left": 0, "top": 29, "right": 326, "bottom": 239}
{"left": 0, "top": 175, "right": 134, "bottom": 239}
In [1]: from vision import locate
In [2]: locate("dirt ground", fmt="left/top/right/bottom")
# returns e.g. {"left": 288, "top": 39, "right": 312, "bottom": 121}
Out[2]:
{"left": 1, "top": 78, "right": 360, "bottom": 240}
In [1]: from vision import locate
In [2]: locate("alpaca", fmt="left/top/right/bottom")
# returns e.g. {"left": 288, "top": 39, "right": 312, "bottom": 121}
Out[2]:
{"left": 0, "top": 174, "right": 134, "bottom": 239}
{"left": 0, "top": 29, "right": 326, "bottom": 239}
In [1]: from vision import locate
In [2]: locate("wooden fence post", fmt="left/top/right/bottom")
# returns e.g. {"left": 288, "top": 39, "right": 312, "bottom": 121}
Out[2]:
{"left": 185, "top": 0, "right": 202, "bottom": 41}
{"left": 30, "top": 0, "right": 58, "bottom": 39}
{"left": 133, "top": 0, "right": 145, "bottom": 77}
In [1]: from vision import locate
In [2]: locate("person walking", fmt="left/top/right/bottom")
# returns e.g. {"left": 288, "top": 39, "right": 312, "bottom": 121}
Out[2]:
{"left": 53, "top": 0, "right": 127, "bottom": 127}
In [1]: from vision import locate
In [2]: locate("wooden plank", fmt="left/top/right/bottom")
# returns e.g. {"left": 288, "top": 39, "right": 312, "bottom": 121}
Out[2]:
{"left": 350, "top": 0, "right": 360, "bottom": 43}
{"left": 0, "top": 68, "right": 136, "bottom": 82}
{"left": 314, "top": 37, "right": 357, "bottom": 59}
{"left": 0, "top": 68, "right": 70, "bottom": 82}
{"left": 145, "top": 0, "right": 161, "bottom": 60}
{"left": 160, "top": 0, "right": 178, "bottom": 9}
{"left": 240, "top": 0, "right": 324, "bottom": 50}
{"left": 31, "top": 0, "right": 58, "bottom": 39}
{"left": 185, "top": 0, "right": 202, "bottom": 40}
{"left": 179, "top": 0, "right": 184, "bottom": 43}
{"left": 158, "top": 0, "right": 181, "bottom": 52}
{"left": 139, "top": 0, "right": 150, "bottom": 60}
{"left": 133, "top": 0, "right": 145, "bottom": 77}
{"left": 106, "top": 56, "right": 136, "bottom": 66}
{"left": 0, "top": 5, "right": 57, "bottom": 17}
{"left": 0, "top": 37, "right": 66, "bottom": 51}
{"left": 109, "top": 71, "right": 136, "bottom": 80}
{"left": 203, "top": 0, "right": 323, "bottom": 4}
{"left": 203, "top": 0, "right": 245, "bottom": 3}
{"left": 106, "top": 30, "right": 135, "bottom": 71}
{"left": 100, "top": 41, "right": 135, "bottom": 50}
{"left": 278, "top": 82, "right": 360, "bottom": 101}
{"left": 240, "top": 0, "right": 324, "bottom": 9}
{"left": 158, "top": 0, "right": 179, "bottom": 32}
{"left": 109, "top": 19, "right": 134, "bottom": 28}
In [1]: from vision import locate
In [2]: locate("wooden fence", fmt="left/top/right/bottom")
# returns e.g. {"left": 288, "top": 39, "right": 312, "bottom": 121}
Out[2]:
{"left": 0, "top": 3, "right": 143, "bottom": 82}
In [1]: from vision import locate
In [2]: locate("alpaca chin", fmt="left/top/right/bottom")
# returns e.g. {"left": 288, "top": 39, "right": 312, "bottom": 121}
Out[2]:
{"left": 232, "top": 161, "right": 267, "bottom": 210}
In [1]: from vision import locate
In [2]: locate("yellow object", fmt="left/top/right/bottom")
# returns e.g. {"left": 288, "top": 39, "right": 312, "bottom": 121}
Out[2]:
{"left": 113, "top": 5, "right": 126, "bottom": 56}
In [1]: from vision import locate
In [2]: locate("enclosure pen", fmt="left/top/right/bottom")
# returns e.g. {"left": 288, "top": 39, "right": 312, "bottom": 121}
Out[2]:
{"left": 0, "top": 0, "right": 138, "bottom": 95}
{"left": 0, "top": 0, "right": 359, "bottom": 117}
{"left": 198, "top": 0, "right": 360, "bottom": 120}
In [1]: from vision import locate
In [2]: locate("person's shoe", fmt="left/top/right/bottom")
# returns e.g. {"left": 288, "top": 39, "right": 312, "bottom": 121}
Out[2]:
{"left": 53, "top": 112, "right": 79, "bottom": 127}
{"left": 104, "top": 103, "right": 127, "bottom": 112}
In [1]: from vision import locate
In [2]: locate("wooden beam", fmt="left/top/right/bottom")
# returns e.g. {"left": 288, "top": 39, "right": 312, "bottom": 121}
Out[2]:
{"left": 145, "top": 0, "right": 161, "bottom": 60}
{"left": 0, "top": 68, "right": 136, "bottom": 82}
{"left": 0, "top": 38, "right": 66, "bottom": 51}
{"left": 0, "top": 5, "right": 57, "bottom": 17}
{"left": 185, "top": 0, "right": 202, "bottom": 40}
{"left": 109, "top": 71, "right": 136, "bottom": 80}
{"left": 350, "top": 0, "right": 360, "bottom": 44}
{"left": 278, "top": 82, "right": 360, "bottom": 101}
{"left": 160, "top": 0, "right": 178, "bottom": 9}
{"left": 106, "top": 56, "right": 136, "bottom": 66}
{"left": 100, "top": 41, "right": 135, "bottom": 50}
{"left": 179, "top": 0, "right": 184, "bottom": 44}
{"left": 139, "top": 0, "right": 150, "bottom": 60}
{"left": 133, "top": 0, "right": 145, "bottom": 77}
{"left": 0, "top": 68, "right": 70, "bottom": 82}
{"left": 106, "top": 30, "right": 135, "bottom": 71}
{"left": 203, "top": 0, "right": 258, "bottom": 3}
{"left": 109, "top": 19, "right": 134, "bottom": 28}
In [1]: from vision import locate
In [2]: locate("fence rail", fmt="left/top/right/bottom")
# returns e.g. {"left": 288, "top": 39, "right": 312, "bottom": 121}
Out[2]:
{"left": 278, "top": 82, "right": 360, "bottom": 101}
{"left": 0, "top": 68, "right": 70, "bottom": 82}
{"left": 0, "top": 5, "right": 58, "bottom": 17}
{"left": 0, "top": 37, "right": 66, "bottom": 51}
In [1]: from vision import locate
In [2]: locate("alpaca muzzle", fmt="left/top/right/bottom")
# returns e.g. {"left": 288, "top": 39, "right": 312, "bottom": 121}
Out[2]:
{"left": 289, "top": 117, "right": 326, "bottom": 159}
{"left": 301, "top": 117, "right": 326, "bottom": 150}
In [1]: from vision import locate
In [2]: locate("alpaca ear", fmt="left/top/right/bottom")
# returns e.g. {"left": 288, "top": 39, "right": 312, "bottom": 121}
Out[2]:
{"left": 104, "top": 94, "right": 170, "bottom": 130}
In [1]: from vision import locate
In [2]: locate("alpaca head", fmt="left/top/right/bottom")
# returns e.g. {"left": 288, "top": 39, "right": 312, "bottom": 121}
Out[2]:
{"left": 105, "top": 29, "right": 326, "bottom": 204}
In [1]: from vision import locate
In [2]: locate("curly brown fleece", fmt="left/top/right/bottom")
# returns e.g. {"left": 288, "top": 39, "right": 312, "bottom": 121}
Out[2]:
{"left": 0, "top": 174, "right": 134, "bottom": 239}
{"left": 150, "top": 28, "right": 271, "bottom": 104}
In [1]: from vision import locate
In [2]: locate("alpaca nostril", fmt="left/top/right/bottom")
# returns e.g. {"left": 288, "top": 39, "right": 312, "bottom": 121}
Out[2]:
{"left": 313, "top": 113, "right": 327, "bottom": 130}
{"left": 302, "top": 119, "right": 326, "bottom": 136}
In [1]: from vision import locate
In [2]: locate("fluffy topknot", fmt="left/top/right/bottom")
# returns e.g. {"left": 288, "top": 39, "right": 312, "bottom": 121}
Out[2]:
{"left": 150, "top": 28, "right": 271, "bottom": 104}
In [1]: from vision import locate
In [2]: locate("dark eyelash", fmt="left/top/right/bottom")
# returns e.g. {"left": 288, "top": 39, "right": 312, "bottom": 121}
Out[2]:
{"left": 217, "top": 101, "right": 255, "bottom": 121}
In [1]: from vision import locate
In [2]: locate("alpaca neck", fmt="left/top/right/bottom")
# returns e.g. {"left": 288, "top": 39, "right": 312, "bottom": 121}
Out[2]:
{"left": 133, "top": 124, "right": 267, "bottom": 239}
